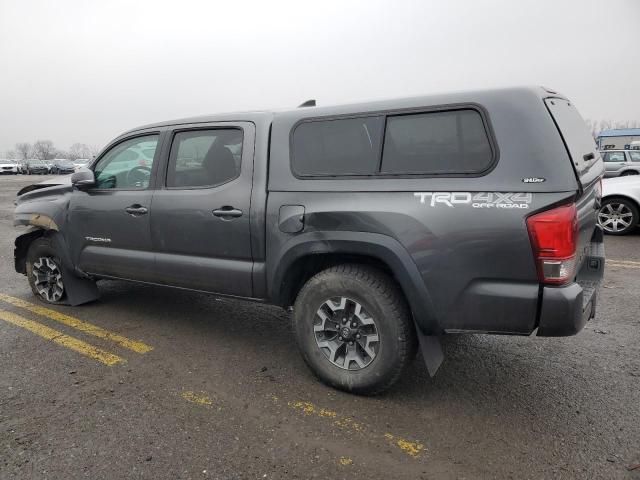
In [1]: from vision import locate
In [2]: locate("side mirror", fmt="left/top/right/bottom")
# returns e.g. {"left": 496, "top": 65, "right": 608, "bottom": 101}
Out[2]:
{"left": 71, "top": 169, "right": 95, "bottom": 188}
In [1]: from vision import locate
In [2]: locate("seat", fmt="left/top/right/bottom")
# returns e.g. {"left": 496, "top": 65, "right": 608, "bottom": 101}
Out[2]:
{"left": 201, "top": 142, "right": 238, "bottom": 186}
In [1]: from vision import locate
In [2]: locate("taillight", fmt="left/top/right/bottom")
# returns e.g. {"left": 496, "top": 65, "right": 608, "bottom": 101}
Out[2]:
{"left": 526, "top": 203, "right": 578, "bottom": 285}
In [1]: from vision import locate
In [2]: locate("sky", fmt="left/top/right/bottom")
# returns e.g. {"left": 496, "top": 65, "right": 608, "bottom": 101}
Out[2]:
{"left": 1, "top": 0, "right": 639, "bottom": 154}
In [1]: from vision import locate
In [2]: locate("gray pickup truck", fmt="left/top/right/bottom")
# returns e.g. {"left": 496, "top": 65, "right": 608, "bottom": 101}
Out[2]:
{"left": 13, "top": 86, "right": 605, "bottom": 394}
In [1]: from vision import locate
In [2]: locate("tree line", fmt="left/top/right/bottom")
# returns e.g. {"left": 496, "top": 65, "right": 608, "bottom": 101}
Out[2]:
{"left": 4, "top": 141, "right": 100, "bottom": 161}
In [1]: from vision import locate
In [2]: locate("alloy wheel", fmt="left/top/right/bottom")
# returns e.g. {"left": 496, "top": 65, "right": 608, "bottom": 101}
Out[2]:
{"left": 313, "top": 296, "right": 380, "bottom": 370}
{"left": 32, "top": 256, "right": 64, "bottom": 302}
{"left": 598, "top": 202, "right": 634, "bottom": 233}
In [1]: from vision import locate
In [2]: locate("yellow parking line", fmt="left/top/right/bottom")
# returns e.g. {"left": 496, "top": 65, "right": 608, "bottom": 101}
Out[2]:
{"left": 383, "top": 433, "right": 425, "bottom": 457}
{"left": 0, "top": 294, "right": 152, "bottom": 354}
{"left": 608, "top": 259, "right": 640, "bottom": 266}
{"left": 607, "top": 262, "right": 640, "bottom": 270}
{"left": 181, "top": 391, "right": 214, "bottom": 406}
{"left": 284, "top": 398, "right": 425, "bottom": 458}
{"left": 0, "top": 310, "right": 124, "bottom": 366}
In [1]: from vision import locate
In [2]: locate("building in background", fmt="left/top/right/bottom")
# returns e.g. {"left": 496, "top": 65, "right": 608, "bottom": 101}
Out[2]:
{"left": 597, "top": 128, "right": 640, "bottom": 150}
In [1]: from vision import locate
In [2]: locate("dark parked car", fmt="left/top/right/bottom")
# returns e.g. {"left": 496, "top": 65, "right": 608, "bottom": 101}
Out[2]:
{"left": 50, "top": 159, "right": 76, "bottom": 175}
{"left": 12, "top": 86, "right": 605, "bottom": 394}
{"left": 24, "top": 159, "right": 49, "bottom": 175}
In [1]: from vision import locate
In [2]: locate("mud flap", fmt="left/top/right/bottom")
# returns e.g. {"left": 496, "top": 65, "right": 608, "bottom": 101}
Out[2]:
{"left": 49, "top": 234, "right": 100, "bottom": 306}
{"left": 60, "top": 264, "right": 100, "bottom": 306}
{"left": 414, "top": 322, "right": 443, "bottom": 377}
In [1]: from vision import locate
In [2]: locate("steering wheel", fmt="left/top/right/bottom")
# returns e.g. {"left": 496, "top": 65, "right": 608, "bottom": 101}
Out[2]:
{"left": 126, "top": 166, "right": 152, "bottom": 187}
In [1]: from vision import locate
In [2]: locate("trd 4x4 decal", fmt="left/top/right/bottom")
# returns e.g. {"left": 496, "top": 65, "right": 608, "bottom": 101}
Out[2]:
{"left": 414, "top": 192, "right": 533, "bottom": 209}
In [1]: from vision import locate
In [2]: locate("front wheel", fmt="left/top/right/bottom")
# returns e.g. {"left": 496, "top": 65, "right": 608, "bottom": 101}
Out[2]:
{"left": 26, "top": 237, "right": 67, "bottom": 304}
{"left": 293, "top": 264, "right": 417, "bottom": 395}
{"left": 598, "top": 197, "right": 639, "bottom": 235}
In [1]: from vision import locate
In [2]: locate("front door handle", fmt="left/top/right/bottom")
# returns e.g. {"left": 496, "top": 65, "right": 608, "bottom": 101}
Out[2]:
{"left": 212, "top": 206, "right": 243, "bottom": 219}
{"left": 125, "top": 204, "right": 148, "bottom": 216}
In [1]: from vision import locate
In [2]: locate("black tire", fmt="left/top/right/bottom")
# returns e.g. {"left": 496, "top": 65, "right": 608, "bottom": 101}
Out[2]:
{"left": 621, "top": 171, "right": 638, "bottom": 176}
{"left": 598, "top": 197, "right": 639, "bottom": 235}
{"left": 26, "top": 237, "right": 68, "bottom": 304}
{"left": 293, "top": 264, "right": 417, "bottom": 395}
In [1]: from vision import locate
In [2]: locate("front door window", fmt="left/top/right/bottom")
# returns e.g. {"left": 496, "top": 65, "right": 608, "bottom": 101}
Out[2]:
{"left": 603, "top": 152, "right": 626, "bottom": 163}
{"left": 94, "top": 135, "right": 159, "bottom": 189}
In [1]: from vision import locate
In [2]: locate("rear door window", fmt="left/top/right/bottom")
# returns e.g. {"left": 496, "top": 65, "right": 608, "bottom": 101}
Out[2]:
{"left": 629, "top": 151, "right": 640, "bottom": 162}
{"left": 166, "top": 129, "right": 243, "bottom": 188}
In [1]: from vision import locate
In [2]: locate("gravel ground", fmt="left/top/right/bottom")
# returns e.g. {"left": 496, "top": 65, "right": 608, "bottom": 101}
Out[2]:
{"left": 0, "top": 174, "right": 639, "bottom": 479}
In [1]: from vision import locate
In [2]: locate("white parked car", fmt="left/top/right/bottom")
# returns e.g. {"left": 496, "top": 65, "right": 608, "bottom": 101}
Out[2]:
{"left": 0, "top": 159, "right": 18, "bottom": 174}
{"left": 599, "top": 176, "right": 640, "bottom": 235}
{"left": 43, "top": 160, "right": 54, "bottom": 173}
{"left": 73, "top": 158, "right": 91, "bottom": 171}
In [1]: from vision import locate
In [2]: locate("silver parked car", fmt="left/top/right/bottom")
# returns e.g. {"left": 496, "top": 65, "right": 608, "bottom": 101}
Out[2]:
{"left": 601, "top": 149, "right": 640, "bottom": 178}
{"left": 599, "top": 176, "right": 640, "bottom": 235}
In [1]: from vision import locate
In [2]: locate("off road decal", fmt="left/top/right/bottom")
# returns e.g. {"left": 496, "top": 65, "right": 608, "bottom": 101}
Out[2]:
{"left": 414, "top": 192, "right": 533, "bottom": 209}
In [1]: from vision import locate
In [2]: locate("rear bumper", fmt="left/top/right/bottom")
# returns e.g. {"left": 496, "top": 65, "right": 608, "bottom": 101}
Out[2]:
{"left": 536, "top": 283, "right": 595, "bottom": 336}
{"left": 537, "top": 229, "right": 605, "bottom": 336}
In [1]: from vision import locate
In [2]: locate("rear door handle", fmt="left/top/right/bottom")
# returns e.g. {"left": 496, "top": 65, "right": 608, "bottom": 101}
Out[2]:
{"left": 125, "top": 204, "right": 148, "bottom": 216}
{"left": 212, "top": 206, "right": 243, "bottom": 219}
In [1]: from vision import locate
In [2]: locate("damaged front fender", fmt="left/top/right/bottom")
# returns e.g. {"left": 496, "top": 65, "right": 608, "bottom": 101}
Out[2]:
{"left": 15, "top": 213, "right": 59, "bottom": 231}
{"left": 13, "top": 180, "right": 100, "bottom": 306}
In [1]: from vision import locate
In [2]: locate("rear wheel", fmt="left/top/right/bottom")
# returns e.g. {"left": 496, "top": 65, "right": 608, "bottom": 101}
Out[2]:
{"left": 293, "top": 264, "right": 417, "bottom": 395}
{"left": 598, "top": 197, "right": 639, "bottom": 235}
{"left": 621, "top": 170, "right": 638, "bottom": 176}
{"left": 26, "top": 237, "right": 67, "bottom": 304}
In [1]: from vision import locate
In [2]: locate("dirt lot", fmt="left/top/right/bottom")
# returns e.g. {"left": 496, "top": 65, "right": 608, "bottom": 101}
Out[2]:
{"left": 1, "top": 174, "right": 639, "bottom": 479}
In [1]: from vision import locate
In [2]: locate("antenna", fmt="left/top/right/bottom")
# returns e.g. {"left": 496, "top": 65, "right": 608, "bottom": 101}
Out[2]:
{"left": 298, "top": 99, "right": 316, "bottom": 108}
